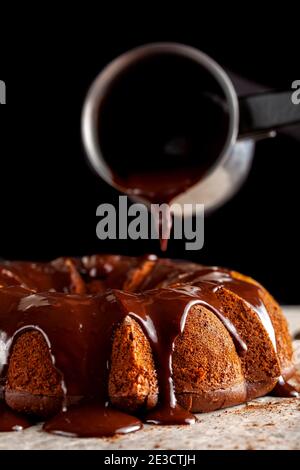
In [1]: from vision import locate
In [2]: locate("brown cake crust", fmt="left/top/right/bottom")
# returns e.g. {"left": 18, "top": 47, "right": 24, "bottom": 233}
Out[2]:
{"left": 1, "top": 256, "right": 295, "bottom": 418}
{"left": 4, "top": 331, "right": 63, "bottom": 417}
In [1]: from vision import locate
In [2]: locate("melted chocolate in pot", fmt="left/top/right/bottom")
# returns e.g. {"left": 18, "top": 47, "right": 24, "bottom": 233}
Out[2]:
{"left": 98, "top": 54, "right": 231, "bottom": 250}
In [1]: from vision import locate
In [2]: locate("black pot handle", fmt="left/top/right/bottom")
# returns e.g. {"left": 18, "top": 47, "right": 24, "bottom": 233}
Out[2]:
{"left": 239, "top": 90, "right": 300, "bottom": 137}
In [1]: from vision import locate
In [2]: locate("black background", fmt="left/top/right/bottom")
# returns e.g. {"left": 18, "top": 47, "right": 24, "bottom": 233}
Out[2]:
{"left": 0, "top": 13, "right": 299, "bottom": 303}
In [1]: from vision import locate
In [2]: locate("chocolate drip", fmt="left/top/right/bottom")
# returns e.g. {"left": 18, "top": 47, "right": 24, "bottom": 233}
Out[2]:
{"left": 0, "top": 402, "right": 32, "bottom": 432}
{"left": 271, "top": 376, "right": 299, "bottom": 398}
{"left": 115, "top": 288, "right": 198, "bottom": 424}
{"left": 0, "top": 256, "right": 296, "bottom": 437}
{"left": 43, "top": 403, "right": 142, "bottom": 438}
{"left": 170, "top": 268, "right": 277, "bottom": 352}
{"left": 0, "top": 286, "right": 144, "bottom": 437}
{"left": 154, "top": 206, "right": 173, "bottom": 252}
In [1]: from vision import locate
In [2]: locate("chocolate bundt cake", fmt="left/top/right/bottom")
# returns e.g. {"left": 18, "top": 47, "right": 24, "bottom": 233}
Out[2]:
{"left": 0, "top": 255, "right": 297, "bottom": 437}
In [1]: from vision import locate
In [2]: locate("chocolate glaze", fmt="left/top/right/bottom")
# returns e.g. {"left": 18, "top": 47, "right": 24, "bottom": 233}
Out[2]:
{"left": 169, "top": 268, "right": 277, "bottom": 351}
{"left": 271, "top": 376, "right": 299, "bottom": 398}
{"left": 0, "top": 256, "right": 296, "bottom": 437}
{"left": 294, "top": 331, "right": 300, "bottom": 340}
{"left": 0, "top": 402, "right": 32, "bottom": 432}
{"left": 43, "top": 403, "right": 142, "bottom": 438}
